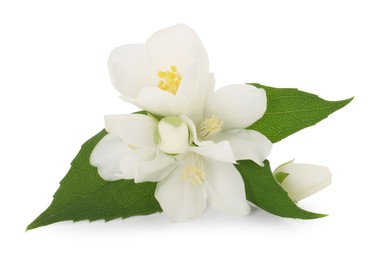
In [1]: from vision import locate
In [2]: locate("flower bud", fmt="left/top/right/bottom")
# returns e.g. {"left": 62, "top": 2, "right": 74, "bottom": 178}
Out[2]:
{"left": 157, "top": 116, "right": 189, "bottom": 154}
{"left": 274, "top": 161, "right": 332, "bottom": 201}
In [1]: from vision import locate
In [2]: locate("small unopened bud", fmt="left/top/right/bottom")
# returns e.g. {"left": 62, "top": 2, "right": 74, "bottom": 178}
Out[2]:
{"left": 157, "top": 116, "right": 189, "bottom": 154}
{"left": 274, "top": 161, "right": 332, "bottom": 201}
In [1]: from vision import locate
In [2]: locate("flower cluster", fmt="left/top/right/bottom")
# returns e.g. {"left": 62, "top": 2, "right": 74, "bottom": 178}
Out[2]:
{"left": 90, "top": 24, "right": 331, "bottom": 222}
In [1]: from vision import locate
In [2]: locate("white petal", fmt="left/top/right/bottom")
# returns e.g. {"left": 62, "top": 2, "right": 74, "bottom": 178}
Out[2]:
{"left": 136, "top": 87, "right": 174, "bottom": 116}
{"left": 204, "top": 84, "right": 267, "bottom": 129}
{"left": 90, "top": 133, "right": 132, "bottom": 181}
{"left": 170, "top": 64, "right": 198, "bottom": 115}
{"left": 189, "top": 141, "right": 236, "bottom": 164}
{"left": 274, "top": 162, "right": 332, "bottom": 201}
{"left": 210, "top": 129, "right": 272, "bottom": 165}
{"left": 155, "top": 165, "right": 207, "bottom": 222}
{"left": 135, "top": 152, "right": 177, "bottom": 183}
{"left": 171, "top": 69, "right": 214, "bottom": 125}
{"left": 146, "top": 24, "right": 208, "bottom": 74}
{"left": 104, "top": 114, "right": 156, "bottom": 148}
{"left": 119, "top": 148, "right": 155, "bottom": 179}
{"left": 203, "top": 159, "right": 250, "bottom": 216}
{"left": 177, "top": 73, "right": 215, "bottom": 125}
{"left": 108, "top": 44, "right": 155, "bottom": 99}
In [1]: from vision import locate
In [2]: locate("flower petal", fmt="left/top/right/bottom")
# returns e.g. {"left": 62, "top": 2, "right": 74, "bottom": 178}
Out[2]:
{"left": 90, "top": 133, "right": 132, "bottom": 181}
{"left": 203, "top": 158, "right": 250, "bottom": 216}
{"left": 104, "top": 114, "right": 157, "bottom": 148}
{"left": 189, "top": 141, "right": 236, "bottom": 164}
{"left": 108, "top": 44, "right": 155, "bottom": 100}
{"left": 146, "top": 24, "right": 208, "bottom": 74}
{"left": 135, "top": 152, "right": 177, "bottom": 183}
{"left": 176, "top": 72, "right": 215, "bottom": 125}
{"left": 119, "top": 148, "right": 155, "bottom": 179}
{"left": 169, "top": 64, "right": 198, "bottom": 116}
{"left": 274, "top": 162, "right": 332, "bottom": 201}
{"left": 204, "top": 84, "right": 267, "bottom": 129}
{"left": 155, "top": 165, "right": 207, "bottom": 222}
{"left": 210, "top": 129, "right": 272, "bottom": 165}
{"left": 136, "top": 87, "right": 174, "bottom": 116}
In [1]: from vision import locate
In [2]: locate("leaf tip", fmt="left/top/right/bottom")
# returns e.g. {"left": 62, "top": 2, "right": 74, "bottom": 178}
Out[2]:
{"left": 330, "top": 96, "right": 354, "bottom": 111}
{"left": 299, "top": 211, "right": 328, "bottom": 219}
{"left": 344, "top": 96, "right": 354, "bottom": 105}
{"left": 26, "top": 214, "right": 49, "bottom": 231}
{"left": 311, "top": 213, "right": 328, "bottom": 219}
{"left": 25, "top": 222, "right": 36, "bottom": 232}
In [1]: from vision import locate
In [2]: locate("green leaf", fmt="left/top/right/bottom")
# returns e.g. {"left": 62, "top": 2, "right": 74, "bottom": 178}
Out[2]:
{"left": 235, "top": 160, "right": 326, "bottom": 219}
{"left": 27, "top": 130, "right": 161, "bottom": 231}
{"left": 248, "top": 83, "right": 353, "bottom": 143}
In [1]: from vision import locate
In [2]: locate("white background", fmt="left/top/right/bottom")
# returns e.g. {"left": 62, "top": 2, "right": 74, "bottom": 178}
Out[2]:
{"left": 1, "top": 0, "right": 369, "bottom": 259}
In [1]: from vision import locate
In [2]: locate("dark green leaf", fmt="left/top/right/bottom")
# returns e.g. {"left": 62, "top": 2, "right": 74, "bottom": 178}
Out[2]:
{"left": 248, "top": 83, "right": 353, "bottom": 143}
{"left": 235, "top": 160, "right": 326, "bottom": 219}
{"left": 27, "top": 130, "right": 161, "bottom": 231}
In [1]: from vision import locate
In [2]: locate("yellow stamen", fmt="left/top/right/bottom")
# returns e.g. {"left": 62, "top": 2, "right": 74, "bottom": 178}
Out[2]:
{"left": 157, "top": 65, "right": 182, "bottom": 95}
{"left": 170, "top": 65, "right": 177, "bottom": 72}
{"left": 183, "top": 152, "right": 206, "bottom": 185}
{"left": 197, "top": 115, "right": 224, "bottom": 139}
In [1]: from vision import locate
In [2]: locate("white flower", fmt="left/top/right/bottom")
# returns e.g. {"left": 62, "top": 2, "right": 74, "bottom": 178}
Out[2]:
{"left": 90, "top": 113, "right": 183, "bottom": 182}
{"left": 108, "top": 24, "right": 214, "bottom": 124}
{"left": 155, "top": 150, "right": 250, "bottom": 222}
{"left": 90, "top": 114, "right": 172, "bottom": 181}
{"left": 274, "top": 161, "right": 332, "bottom": 201}
{"left": 90, "top": 113, "right": 250, "bottom": 221}
{"left": 183, "top": 84, "right": 272, "bottom": 165}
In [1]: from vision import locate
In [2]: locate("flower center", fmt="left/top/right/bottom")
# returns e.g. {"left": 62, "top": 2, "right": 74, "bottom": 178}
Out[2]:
{"left": 197, "top": 115, "right": 224, "bottom": 138}
{"left": 157, "top": 65, "right": 182, "bottom": 95}
{"left": 183, "top": 152, "right": 206, "bottom": 185}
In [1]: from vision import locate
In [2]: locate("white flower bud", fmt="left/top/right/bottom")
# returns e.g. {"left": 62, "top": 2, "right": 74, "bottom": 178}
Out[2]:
{"left": 157, "top": 116, "right": 189, "bottom": 154}
{"left": 274, "top": 161, "right": 332, "bottom": 201}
